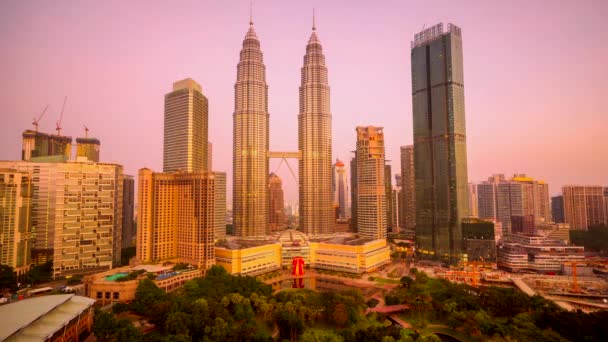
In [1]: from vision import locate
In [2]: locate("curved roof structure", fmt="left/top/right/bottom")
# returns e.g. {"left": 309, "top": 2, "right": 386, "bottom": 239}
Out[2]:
{"left": 0, "top": 294, "right": 95, "bottom": 341}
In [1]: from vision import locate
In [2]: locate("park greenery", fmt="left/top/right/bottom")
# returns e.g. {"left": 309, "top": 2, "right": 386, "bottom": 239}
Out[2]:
{"left": 570, "top": 224, "right": 608, "bottom": 255}
{"left": 384, "top": 268, "right": 608, "bottom": 341}
{"left": 93, "top": 265, "right": 608, "bottom": 342}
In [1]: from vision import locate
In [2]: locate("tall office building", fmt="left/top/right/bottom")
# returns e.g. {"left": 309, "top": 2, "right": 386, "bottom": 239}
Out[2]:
{"left": 333, "top": 159, "right": 348, "bottom": 219}
{"left": 22, "top": 130, "right": 72, "bottom": 161}
{"left": 208, "top": 142, "right": 213, "bottom": 171}
{"left": 468, "top": 183, "right": 478, "bottom": 217}
{"left": 400, "top": 145, "right": 415, "bottom": 230}
{"left": 384, "top": 163, "right": 393, "bottom": 231}
{"left": 563, "top": 186, "right": 606, "bottom": 231}
{"left": 411, "top": 23, "right": 469, "bottom": 262}
{"left": 163, "top": 78, "right": 208, "bottom": 173}
{"left": 551, "top": 195, "right": 564, "bottom": 223}
{"left": 350, "top": 156, "right": 358, "bottom": 231}
{"left": 298, "top": 19, "right": 333, "bottom": 236}
{"left": 121, "top": 175, "right": 135, "bottom": 248}
{"left": 233, "top": 19, "right": 269, "bottom": 237}
{"left": 214, "top": 172, "right": 227, "bottom": 240}
{"left": 0, "top": 161, "right": 123, "bottom": 278}
{"left": 268, "top": 173, "right": 286, "bottom": 231}
{"left": 76, "top": 137, "right": 100, "bottom": 162}
{"left": 137, "top": 169, "right": 217, "bottom": 269}
{"left": 0, "top": 169, "right": 33, "bottom": 275}
{"left": 355, "top": 126, "right": 387, "bottom": 239}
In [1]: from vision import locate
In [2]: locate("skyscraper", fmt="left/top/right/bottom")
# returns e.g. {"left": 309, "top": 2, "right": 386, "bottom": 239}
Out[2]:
{"left": 468, "top": 183, "right": 478, "bottom": 217}
{"left": 411, "top": 23, "right": 469, "bottom": 262}
{"left": 0, "top": 169, "right": 33, "bottom": 275}
{"left": 355, "top": 126, "right": 387, "bottom": 239}
{"left": 121, "top": 175, "right": 135, "bottom": 248}
{"left": 391, "top": 186, "right": 402, "bottom": 232}
{"left": 22, "top": 130, "right": 72, "bottom": 161}
{"left": 551, "top": 195, "right": 564, "bottom": 223}
{"left": 137, "top": 169, "right": 217, "bottom": 269}
{"left": 400, "top": 145, "right": 415, "bottom": 230}
{"left": 563, "top": 186, "right": 607, "bottom": 230}
{"left": 233, "top": 18, "right": 269, "bottom": 237}
{"left": 163, "top": 78, "right": 208, "bottom": 173}
{"left": 333, "top": 159, "right": 348, "bottom": 219}
{"left": 214, "top": 172, "right": 227, "bottom": 240}
{"left": 350, "top": 156, "right": 358, "bottom": 231}
{"left": 477, "top": 174, "right": 504, "bottom": 221}
{"left": 298, "top": 18, "right": 333, "bottom": 236}
{"left": 268, "top": 173, "right": 286, "bottom": 231}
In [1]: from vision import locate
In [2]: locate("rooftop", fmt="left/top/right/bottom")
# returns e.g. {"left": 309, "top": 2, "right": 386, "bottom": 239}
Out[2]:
{"left": 0, "top": 294, "right": 95, "bottom": 341}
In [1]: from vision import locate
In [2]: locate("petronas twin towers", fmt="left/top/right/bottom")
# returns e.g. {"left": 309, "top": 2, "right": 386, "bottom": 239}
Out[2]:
{"left": 233, "top": 16, "right": 333, "bottom": 237}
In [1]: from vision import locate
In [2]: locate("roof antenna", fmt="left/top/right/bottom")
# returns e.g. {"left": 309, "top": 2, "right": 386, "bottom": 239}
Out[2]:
{"left": 312, "top": 8, "right": 316, "bottom": 31}
{"left": 249, "top": 0, "right": 253, "bottom": 25}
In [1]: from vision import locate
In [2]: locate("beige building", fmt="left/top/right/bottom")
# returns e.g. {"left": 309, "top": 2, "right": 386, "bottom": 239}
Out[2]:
{"left": 215, "top": 230, "right": 391, "bottom": 276}
{"left": 468, "top": 183, "right": 478, "bottom": 217}
{"left": 399, "top": 145, "right": 415, "bottom": 230}
{"left": 299, "top": 22, "right": 334, "bottom": 236}
{"left": 137, "top": 169, "right": 219, "bottom": 270}
{"left": 214, "top": 172, "right": 227, "bottom": 241}
{"left": 233, "top": 20, "right": 269, "bottom": 237}
{"left": 75, "top": 137, "right": 100, "bottom": 162}
{"left": 269, "top": 173, "right": 286, "bottom": 232}
{"left": 355, "top": 126, "right": 387, "bottom": 239}
{"left": 163, "top": 78, "right": 209, "bottom": 173}
{"left": 0, "top": 160, "right": 124, "bottom": 278}
{"left": 0, "top": 169, "right": 33, "bottom": 275}
{"left": 563, "top": 186, "right": 607, "bottom": 230}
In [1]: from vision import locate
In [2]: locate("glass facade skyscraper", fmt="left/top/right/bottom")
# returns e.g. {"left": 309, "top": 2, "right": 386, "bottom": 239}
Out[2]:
{"left": 411, "top": 23, "right": 469, "bottom": 263}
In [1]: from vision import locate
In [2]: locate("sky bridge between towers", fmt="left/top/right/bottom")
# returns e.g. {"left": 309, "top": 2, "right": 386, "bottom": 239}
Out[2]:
{"left": 268, "top": 151, "right": 301, "bottom": 185}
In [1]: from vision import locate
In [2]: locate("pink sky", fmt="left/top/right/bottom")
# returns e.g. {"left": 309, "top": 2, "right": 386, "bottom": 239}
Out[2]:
{"left": 1, "top": 0, "right": 606, "bottom": 204}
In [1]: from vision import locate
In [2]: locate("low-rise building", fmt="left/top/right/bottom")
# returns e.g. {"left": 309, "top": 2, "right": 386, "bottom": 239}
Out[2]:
{"left": 0, "top": 294, "right": 95, "bottom": 342}
{"left": 215, "top": 230, "right": 391, "bottom": 276}
{"left": 84, "top": 264, "right": 202, "bottom": 305}
{"left": 497, "top": 233, "right": 584, "bottom": 273}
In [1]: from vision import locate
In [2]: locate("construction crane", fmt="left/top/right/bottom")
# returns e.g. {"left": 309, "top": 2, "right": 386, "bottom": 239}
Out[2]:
{"left": 83, "top": 125, "right": 89, "bottom": 138}
{"left": 32, "top": 105, "right": 49, "bottom": 132}
{"left": 563, "top": 259, "right": 608, "bottom": 293}
{"left": 56, "top": 96, "right": 68, "bottom": 136}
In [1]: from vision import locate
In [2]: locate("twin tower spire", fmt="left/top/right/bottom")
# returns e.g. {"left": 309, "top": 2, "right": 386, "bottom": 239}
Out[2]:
{"left": 233, "top": 11, "right": 333, "bottom": 237}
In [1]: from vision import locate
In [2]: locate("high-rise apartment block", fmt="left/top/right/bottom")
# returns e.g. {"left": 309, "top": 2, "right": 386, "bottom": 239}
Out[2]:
{"left": 137, "top": 169, "right": 218, "bottom": 270}
{"left": 391, "top": 186, "right": 401, "bottom": 233}
{"left": 298, "top": 22, "right": 333, "bottom": 236}
{"left": 411, "top": 23, "right": 469, "bottom": 262}
{"left": 477, "top": 174, "right": 550, "bottom": 233}
{"left": 399, "top": 145, "right": 415, "bottom": 230}
{"left": 0, "top": 169, "right": 33, "bottom": 275}
{"left": 214, "top": 172, "right": 227, "bottom": 240}
{"left": 22, "top": 130, "right": 72, "bottom": 161}
{"left": 333, "top": 159, "right": 348, "bottom": 219}
{"left": 268, "top": 173, "right": 286, "bottom": 232}
{"left": 551, "top": 195, "right": 564, "bottom": 223}
{"left": 0, "top": 160, "right": 124, "bottom": 278}
{"left": 355, "top": 126, "right": 387, "bottom": 239}
{"left": 468, "top": 183, "right": 478, "bottom": 217}
{"left": 76, "top": 137, "right": 100, "bottom": 162}
{"left": 563, "top": 186, "right": 607, "bottom": 230}
{"left": 384, "top": 163, "right": 393, "bottom": 231}
{"left": 121, "top": 175, "right": 135, "bottom": 248}
{"left": 163, "top": 78, "right": 209, "bottom": 173}
{"left": 233, "top": 21, "right": 269, "bottom": 237}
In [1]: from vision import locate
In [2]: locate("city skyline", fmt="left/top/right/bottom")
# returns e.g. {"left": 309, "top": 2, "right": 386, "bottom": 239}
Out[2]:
{"left": 1, "top": 1, "right": 607, "bottom": 204}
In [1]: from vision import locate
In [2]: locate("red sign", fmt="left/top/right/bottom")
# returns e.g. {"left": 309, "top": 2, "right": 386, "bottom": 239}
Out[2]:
{"left": 292, "top": 256, "right": 305, "bottom": 276}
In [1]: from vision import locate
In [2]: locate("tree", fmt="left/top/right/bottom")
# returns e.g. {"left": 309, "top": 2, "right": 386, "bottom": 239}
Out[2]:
{"left": 301, "top": 329, "right": 344, "bottom": 342}
{"left": 165, "top": 311, "right": 191, "bottom": 336}
{"left": 93, "top": 309, "right": 116, "bottom": 341}
{"left": 0, "top": 265, "right": 17, "bottom": 292}
{"left": 332, "top": 302, "right": 348, "bottom": 327}
{"left": 132, "top": 278, "right": 166, "bottom": 314}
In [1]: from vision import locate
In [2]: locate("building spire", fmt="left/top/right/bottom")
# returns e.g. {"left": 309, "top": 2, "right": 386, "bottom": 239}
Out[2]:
{"left": 249, "top": 0, "right": 253, "bottom": 25}
{"left": 312, "top": 8, "right": 316, "bottom": 31}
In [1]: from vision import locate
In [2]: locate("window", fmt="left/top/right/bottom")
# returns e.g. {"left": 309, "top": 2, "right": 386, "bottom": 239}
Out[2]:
{"left": 113, "top": 292, "right": 119, "bottom": 299}
{"left": 96, "top": 292, "right": 102, "bottom": 299}
{"left": 105, "top": 292, "right": 111, "bottom": 299}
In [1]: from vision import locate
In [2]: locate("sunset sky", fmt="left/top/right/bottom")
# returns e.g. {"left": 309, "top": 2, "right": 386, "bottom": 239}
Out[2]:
{"left": 1, "top": 0, "right": 606, "bottom": 204}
